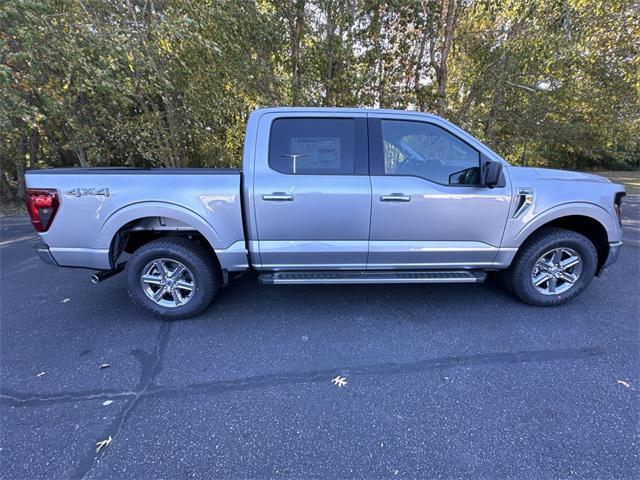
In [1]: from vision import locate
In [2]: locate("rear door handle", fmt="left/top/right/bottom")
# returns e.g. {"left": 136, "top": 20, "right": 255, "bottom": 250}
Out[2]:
{"left": 380, "top": 193, "right": 411, "bottom": 202}
{"left": 262, "top": 192, "right": 294, "bottom": 201}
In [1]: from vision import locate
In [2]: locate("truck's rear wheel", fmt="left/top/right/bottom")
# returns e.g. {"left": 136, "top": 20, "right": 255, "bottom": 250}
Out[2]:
{"left": 503, "top": 228, "right": 598, "bottom": 306}
{"left": 125, "top": 237, "right": 219, "bottom": 318}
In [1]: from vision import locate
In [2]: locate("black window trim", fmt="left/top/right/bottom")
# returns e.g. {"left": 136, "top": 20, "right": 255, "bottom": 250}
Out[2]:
{"left": 268, "top": 116, "right": 369, "bottom": 176}
{"left": 368, "top": 117, "right": 487, "bottom": 188}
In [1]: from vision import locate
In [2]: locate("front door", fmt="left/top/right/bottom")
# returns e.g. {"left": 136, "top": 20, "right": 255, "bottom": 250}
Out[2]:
{"left": 367, "top": 116, "right": 512, "bottom": 269}
{"left": 252, "top": 114, "right": 371, "bottom": 270}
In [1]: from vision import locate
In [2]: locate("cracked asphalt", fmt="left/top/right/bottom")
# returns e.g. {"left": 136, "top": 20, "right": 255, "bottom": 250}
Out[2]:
{"left": 1, "top": 203, "right": 638, "bottom": 479}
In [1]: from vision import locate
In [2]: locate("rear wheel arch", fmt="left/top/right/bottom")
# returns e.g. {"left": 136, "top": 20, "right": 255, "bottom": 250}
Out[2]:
{"left": 100, "top": 202, "right": 223, "bottom": 250}
{"left": 107, "top": 215, "right": 223, "bottom": 285}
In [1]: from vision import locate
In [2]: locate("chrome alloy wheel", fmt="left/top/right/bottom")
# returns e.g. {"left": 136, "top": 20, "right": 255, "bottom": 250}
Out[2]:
{"left": 531, "top": 247, "right": 582, "bottom": 295}
{"left": 140, "top": 258, "right": 195, "bottom": 308}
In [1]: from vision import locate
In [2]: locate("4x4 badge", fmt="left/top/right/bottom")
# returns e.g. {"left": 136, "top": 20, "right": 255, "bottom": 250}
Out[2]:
{"left": 65, "top": 187, "right": 110, "bottom": 197}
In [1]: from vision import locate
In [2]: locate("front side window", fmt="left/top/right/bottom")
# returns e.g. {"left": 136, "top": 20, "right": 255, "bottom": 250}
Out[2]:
{"left": 269, "top": 118, "right": 357, "bottom": 175}
{"left": 381, "top": 120, "right": 481, "bottom": 185}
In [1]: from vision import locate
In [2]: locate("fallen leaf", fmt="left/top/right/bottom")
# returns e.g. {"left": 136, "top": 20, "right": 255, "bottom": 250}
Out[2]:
{"left": 36, "top": 372, "right": 46, "bottom": 378}
{"left": 617, "top": 380, "right": 631, "bottom": 388}
{"left": 331, "top": 375, "right": 348, "bottom": 388}
{"left": 99, "top": 363, "right": 110, "bottom": 369}
{"left": 95, "top": 435, "right": 112, "bottom": 453}
{"left": 61, "top": 298, "right": 71, "bottom": 303}
{"left": 102, "top": 400, "right": 114, "bottom": 406}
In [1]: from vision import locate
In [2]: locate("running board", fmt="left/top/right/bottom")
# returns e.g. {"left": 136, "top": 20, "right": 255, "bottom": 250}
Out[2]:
{"left": 259, "top": 270, "right": 487, "bottom": 285}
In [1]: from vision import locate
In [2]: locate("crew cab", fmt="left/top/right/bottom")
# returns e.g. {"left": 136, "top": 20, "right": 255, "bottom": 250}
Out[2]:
{"left": 25, "top": 108, "right": 625, "bottom": 318}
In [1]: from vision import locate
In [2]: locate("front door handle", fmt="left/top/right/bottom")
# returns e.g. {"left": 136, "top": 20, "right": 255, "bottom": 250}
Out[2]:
{"left": 262, "top": 192, "right": 294, "bottom": 201}
{"left": 380, "top": 193, "right": 411, "bottom": 202}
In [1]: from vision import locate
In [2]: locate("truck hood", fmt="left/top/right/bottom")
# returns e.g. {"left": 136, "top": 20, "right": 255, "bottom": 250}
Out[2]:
{"left": 509, "top": 166, "right": 611, "bottom": 184}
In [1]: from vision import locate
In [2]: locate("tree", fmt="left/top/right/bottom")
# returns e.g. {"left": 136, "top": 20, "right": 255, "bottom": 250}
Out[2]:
{"left": 1, "top": 0, "right": 637, "bottom": 204}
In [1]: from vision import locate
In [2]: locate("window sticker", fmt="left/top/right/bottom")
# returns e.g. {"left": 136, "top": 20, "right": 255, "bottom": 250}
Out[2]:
{"left": 290, "top": 137, "right": 341, "bottom": 170}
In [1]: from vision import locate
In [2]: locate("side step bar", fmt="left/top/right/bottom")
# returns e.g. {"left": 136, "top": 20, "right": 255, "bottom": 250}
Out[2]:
{"left": 259, "top": 270, "right": 487, "bottom": 285}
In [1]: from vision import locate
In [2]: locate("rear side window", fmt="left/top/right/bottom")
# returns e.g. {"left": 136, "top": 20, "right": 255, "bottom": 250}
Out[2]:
{"left": 269, "top": 118, "right": 359, "bottom": 175}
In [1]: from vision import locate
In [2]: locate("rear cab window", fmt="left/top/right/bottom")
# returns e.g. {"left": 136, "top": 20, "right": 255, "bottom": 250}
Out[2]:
{"left": 268, "top": 117, "right": 368, "bottom": 175}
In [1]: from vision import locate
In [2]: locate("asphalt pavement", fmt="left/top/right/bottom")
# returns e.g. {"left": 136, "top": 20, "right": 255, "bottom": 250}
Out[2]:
{"left": 0, "top": 203, "right": 638, "bottom": 479}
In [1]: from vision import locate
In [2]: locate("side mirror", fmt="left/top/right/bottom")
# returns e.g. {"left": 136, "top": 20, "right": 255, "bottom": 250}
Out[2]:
{"left": 482, "top": 160, "right": 503, "bottom": 188}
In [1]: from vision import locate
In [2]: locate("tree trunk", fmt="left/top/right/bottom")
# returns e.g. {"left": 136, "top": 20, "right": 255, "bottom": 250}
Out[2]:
{"left": 75, "top": 147, "right": 89, "bottom": 167}
{"left": 456, "top": 73, "right": 485, "bottom": 122}
{"left": 29, "top": 129, "right": 40, "bottom": 168}
{"left": 0, "top": 168, "right": 16, "bottom": 201}
{"left": 290, "top": 0, "right": 306, "bottom": 105}
{"left": 413, "top": 29, "right": 428, "bottom": 111}
{"left": 372, "top": 5, "right": 385, "bottom": 107}
{"left": 344, "top": 0, "right": 354, "bottom": 104}
{"left": 324, "top": 1, "right": 336, "bottom": 105}
{"left": 483, "top": 19, "right": 525, "bottom": 141}
{"left": 163, "top": 95, "right": 182, "bottom": 167}
{"left": 140, "top": 94, "right": 173, "bottom": 168}
{"left": 437, "top": 0, "right": 461, "bottom": 116}
{"left": 15, "top": 136, "right": 26, "bottom": 201}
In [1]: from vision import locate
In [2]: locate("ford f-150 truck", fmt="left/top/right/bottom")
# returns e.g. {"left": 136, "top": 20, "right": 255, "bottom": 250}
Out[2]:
{"left": 25, "top": 107, "right": 625, "bottom": 318}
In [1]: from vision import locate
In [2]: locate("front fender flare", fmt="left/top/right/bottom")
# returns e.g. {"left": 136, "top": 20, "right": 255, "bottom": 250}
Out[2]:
{"left": 509, "top": 202, "right": 618, "bottom": 248}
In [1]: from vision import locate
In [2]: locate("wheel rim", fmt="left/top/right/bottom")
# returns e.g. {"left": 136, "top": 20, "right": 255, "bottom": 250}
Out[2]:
{"left": 531, "top": 247, "right": 582, "bottom": 296}
{"left": 140, "top": 258, "right": 195, "bottom": 308}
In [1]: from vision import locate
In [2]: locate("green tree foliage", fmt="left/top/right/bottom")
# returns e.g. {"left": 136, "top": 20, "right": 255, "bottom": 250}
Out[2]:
{"left": 1, "top": 0, "right": 638, "bottom": 200}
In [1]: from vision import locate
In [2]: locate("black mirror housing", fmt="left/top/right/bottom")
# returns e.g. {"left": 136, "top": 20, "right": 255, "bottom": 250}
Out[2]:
{"left": 482, "top": 160, "right": 503, "bottom": 188}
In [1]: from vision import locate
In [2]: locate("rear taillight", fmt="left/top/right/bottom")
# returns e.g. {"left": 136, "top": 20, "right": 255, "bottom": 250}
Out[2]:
{"left": 614, "top": 192, "right": 625, "bottom": 227}
{"left": 25, "top": 188, "right": 59, "bottom": 232}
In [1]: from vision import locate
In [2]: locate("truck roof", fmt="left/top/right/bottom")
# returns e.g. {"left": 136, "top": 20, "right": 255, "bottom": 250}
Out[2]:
{"left": 251, "top": 106, "right": 442, "bottom": 121}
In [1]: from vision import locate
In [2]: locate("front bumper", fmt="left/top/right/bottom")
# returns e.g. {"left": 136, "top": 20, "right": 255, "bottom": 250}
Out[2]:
{"left": 601, "top": 241, "right": 623, "bottom": 270}
{"left": 35, "top": 240, "right": 58, "bottom": 266}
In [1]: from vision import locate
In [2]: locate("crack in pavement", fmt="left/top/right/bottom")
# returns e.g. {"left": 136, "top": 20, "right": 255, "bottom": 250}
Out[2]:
{"left": 69, "top": 320, "right": 173, "bottom": 480}
{"left": 0, "top": 389, "right": 136, "bottom": 407}
{"left": 148, "top": 345, "right": 611, "bottom": 399}
{"left": 2, "top": 344, "right": 612, "bottom": 409}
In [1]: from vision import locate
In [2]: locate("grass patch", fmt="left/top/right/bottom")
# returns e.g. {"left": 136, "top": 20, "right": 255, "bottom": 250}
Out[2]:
{"left": 595, "top": 170, "right": 640, "bottom": 195}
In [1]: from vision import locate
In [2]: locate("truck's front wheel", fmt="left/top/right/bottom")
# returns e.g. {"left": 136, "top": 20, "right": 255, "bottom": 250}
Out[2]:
{"left": 125, "top": 237, "right": 219, "bottom": 319}
{"left": 503, "top": 227, "right": 598, "bottom": 306}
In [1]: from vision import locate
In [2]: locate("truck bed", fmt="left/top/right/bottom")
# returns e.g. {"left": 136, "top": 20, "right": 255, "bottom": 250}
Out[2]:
{"left": 25, "top": 168, "right": 246, "bottom": 271}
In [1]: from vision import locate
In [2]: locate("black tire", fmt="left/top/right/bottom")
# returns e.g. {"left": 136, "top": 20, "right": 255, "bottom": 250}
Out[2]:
{"left": 502, "top": 227, "right": 598, "bottom": 306}
{"left": 125, "top": 237, "right": 219, "bottom": 319}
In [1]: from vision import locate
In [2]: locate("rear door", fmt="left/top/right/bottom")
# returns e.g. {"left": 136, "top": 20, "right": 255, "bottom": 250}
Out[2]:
{"left": 252, "top": 112, "right": 371, "bottom": 270}
{"left": 367, "top": 114, "right": 512, "bottom": 269}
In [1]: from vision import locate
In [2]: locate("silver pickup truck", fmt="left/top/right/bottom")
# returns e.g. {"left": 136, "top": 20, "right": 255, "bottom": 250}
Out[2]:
{"left": 25, "top": 107, "right": 625, "bottom": 318}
